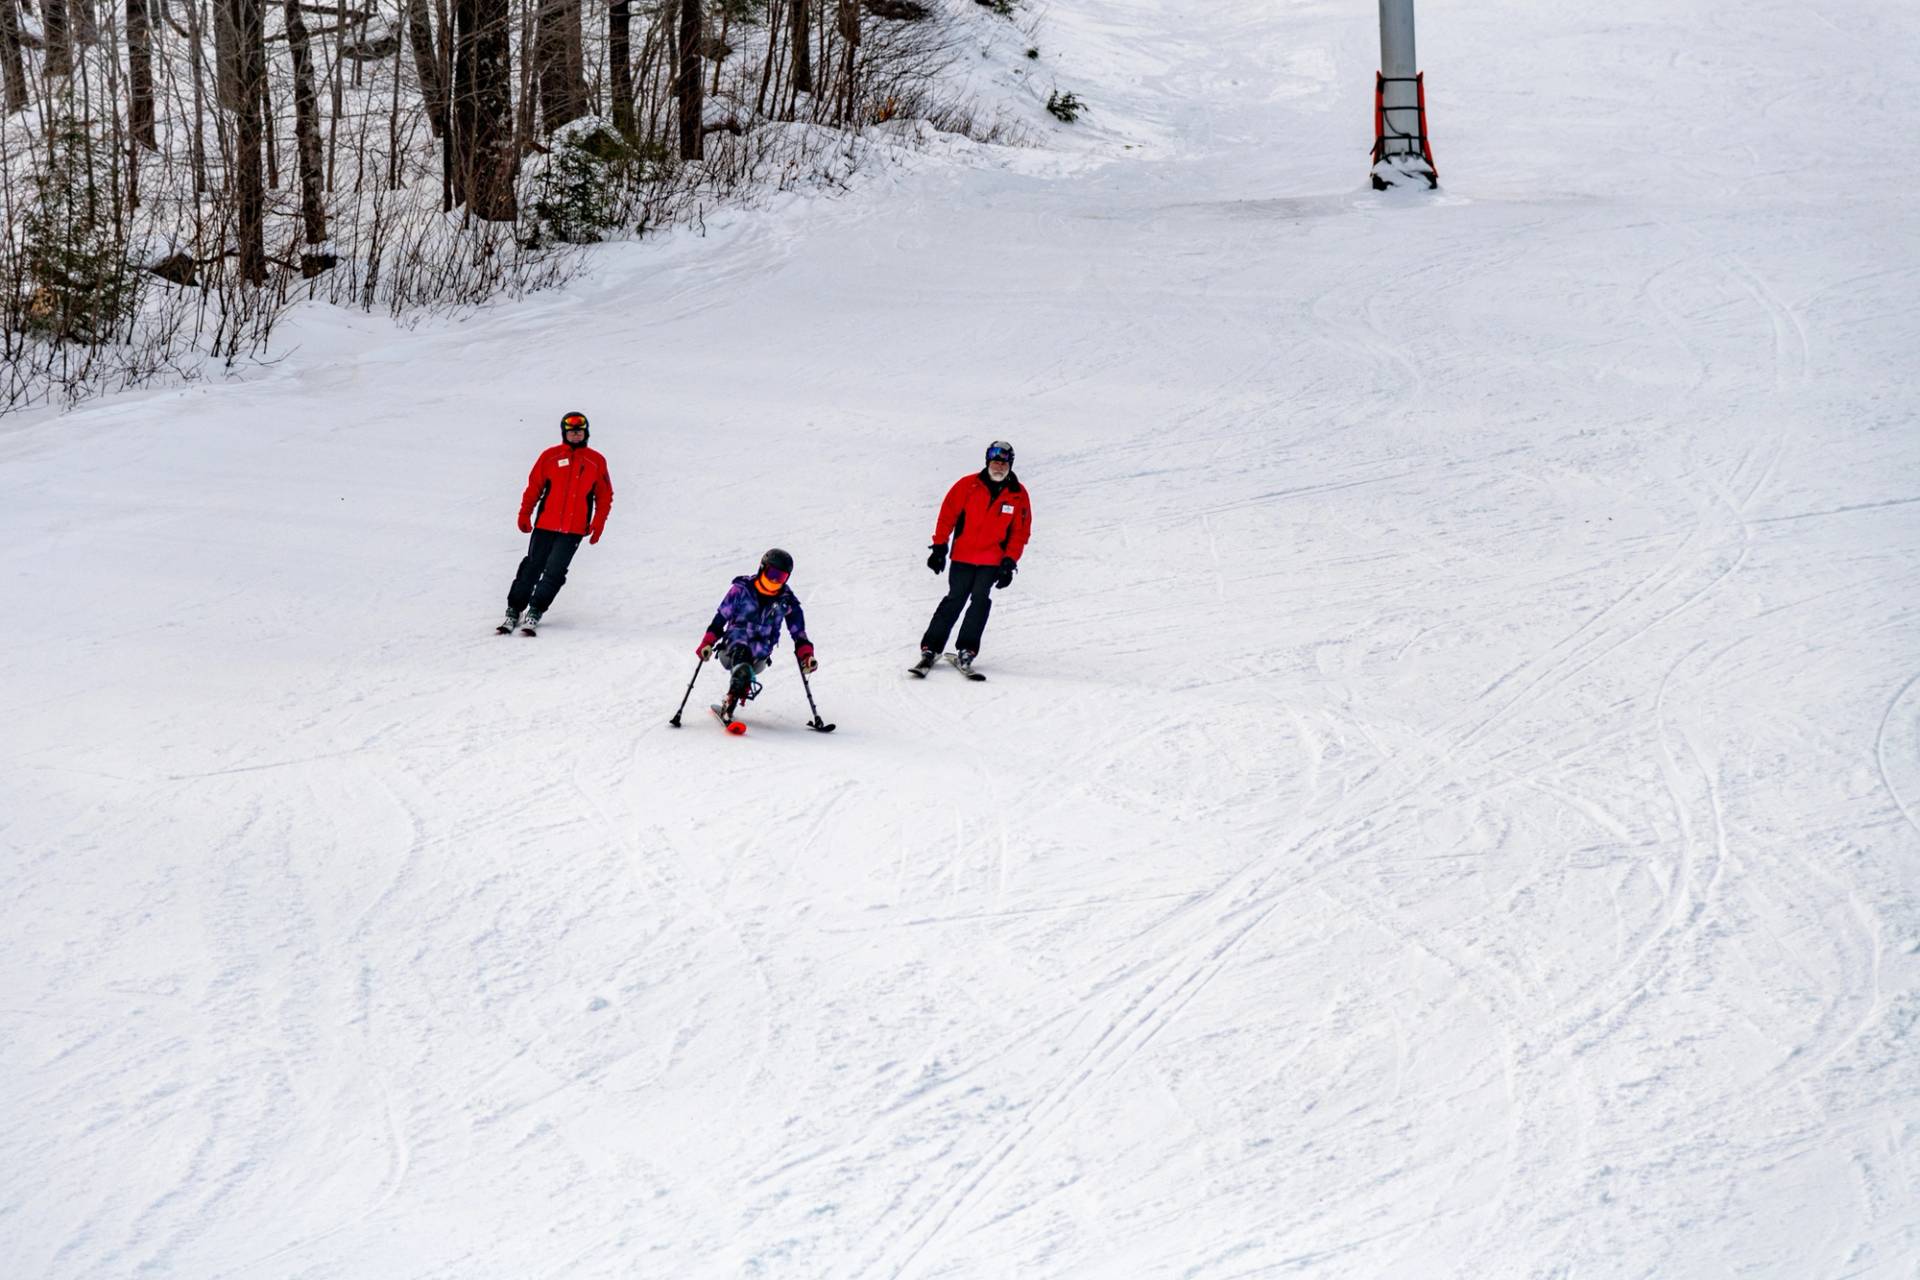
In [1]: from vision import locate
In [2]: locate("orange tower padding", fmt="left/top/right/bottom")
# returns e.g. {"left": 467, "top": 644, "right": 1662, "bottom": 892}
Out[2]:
{"left": 1372, "top": 71, "right": 1437, "bottom": 181}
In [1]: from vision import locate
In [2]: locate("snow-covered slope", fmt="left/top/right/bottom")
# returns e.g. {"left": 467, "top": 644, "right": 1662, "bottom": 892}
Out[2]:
{"left": 5, "top": 0, "right": 1918, "bottom": 1275}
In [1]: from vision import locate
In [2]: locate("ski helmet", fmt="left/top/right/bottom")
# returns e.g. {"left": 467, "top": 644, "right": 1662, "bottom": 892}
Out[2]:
{"left": 985, "top": 440, "right": 1015, "bottom": 466}
{"left": 560, "top": 411, "right": 590, "bottom": 442}
{"left": 760, "top": 547, "right": 794, "bottom": 581}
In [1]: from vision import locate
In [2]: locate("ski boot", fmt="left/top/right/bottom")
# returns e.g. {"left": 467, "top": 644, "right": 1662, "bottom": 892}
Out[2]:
{"left": 520, "top": 610, "right": 542, "bottom": 636}
{"left": 908, "top": 647, "right": 937, "bottom": 677}
{"left": 713, "top": 662, "right": 761, "bottom": 727}
{"left": 497, "top": 608, "right": 521, "bottom": 634}
{"left": 722, "top": 661, "right": 762, "bottom": 711}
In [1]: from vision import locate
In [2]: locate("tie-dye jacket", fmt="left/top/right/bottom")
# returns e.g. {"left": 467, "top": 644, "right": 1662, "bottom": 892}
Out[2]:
{"left": 708, "top": 575, "right": 809, "bottom": 661}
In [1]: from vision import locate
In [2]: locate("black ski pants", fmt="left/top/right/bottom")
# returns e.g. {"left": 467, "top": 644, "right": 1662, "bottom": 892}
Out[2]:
{"left": 507, "top": 529, "right": 583, "bottom": 615}
{"left": 719, "top": 643, "right": 770, "bottom": 675}
{"left": 920, "top": 561, "right": 998, "bottom": 656}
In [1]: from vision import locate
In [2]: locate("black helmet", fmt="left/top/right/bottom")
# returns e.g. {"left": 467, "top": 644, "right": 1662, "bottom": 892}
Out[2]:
{"left": 760, "top": 547, "right": 794, "bottom": 578}
{"left": 560, "top": 410, "right": 590, "bottom": 442}
{"left": 985, "top": 440, "right": 1014, "bottom": 465}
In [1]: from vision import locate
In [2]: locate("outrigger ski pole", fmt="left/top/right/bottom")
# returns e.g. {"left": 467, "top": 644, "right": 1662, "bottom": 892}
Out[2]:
{"left": 667, "top": 655, "right": 706, "bottom": 727}
{"left": 797, "top": 655, "right": 837, "bottom": 733}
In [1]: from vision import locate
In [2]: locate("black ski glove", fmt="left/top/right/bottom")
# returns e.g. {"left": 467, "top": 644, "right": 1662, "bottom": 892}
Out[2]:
{"left": 927, "top": 543, "right": 948, "bottom": 573}
{"left": 994, "top": 557, "right": 1016, "bottom": 589}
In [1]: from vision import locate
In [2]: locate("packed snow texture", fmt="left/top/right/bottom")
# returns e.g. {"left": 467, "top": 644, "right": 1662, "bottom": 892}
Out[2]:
{"left": 4, "top": 0, "right": 1919, "bottom": 1275}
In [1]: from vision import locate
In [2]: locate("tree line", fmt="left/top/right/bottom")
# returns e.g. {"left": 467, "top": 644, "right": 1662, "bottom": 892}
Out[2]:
{"left": 1, "top": 0, "right": 966, "bottom": 410}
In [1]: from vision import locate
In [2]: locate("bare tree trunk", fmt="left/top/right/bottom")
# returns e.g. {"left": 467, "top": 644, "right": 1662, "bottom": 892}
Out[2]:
{"left": 325, "top": 0, "right": 342, "bottom": 184}
{"left": 436, "top": 0, "right": 453, "bottom": 207}
{"left": 755, "top": 0, "right": 782, "bottom": 120}
{"left": 835, "top": 0, "right": 856, "bottom": 125}
{"left": 210, "top": 0, "right": 244, "bottom": 108}
{"left": 184, "top": 0, "right": 210, "bottom": 191}
{"left": 387, "top": 16, "right": 403, "bottom": 187}
{"left": 637, "top": 12, "right": 661, "bottom": 143}
{"left": 563, "top": 0, "right": 584, "bottom": 118}
{"left": 222, "top": 0, "right": 267, "bottom": 283}
{"left": 112, "top": 3, "right": 143, "bottom": 216}
{"left": 674, "top": 0, "right": 700, "bottom": 160}
{"left": 608, "top": 0, "right": 631, "bottom": 139}
{"left": 126, "top": 0, "right": 155, "bottom": 144}
{"left": 1, "top": 0, "right": 31, "bottom": 111}
{"left": 283, "top": 0, "right": 328, "bottom": 264}
{"left": 452, "top": 0, "right": 516, "bottom": 219}
{"left": 74, "top": 0, "right": 99, "bottom": 45}
{"left": 95, "top": 0, "right": 128, "bottom": 239}
{"left": 513, "top": 0, "right": 534, "bottom": 155}
{"left": 405, "top": 0, "right": 447, "bottom": 136}
{"left": 45, "top": 0, "right": 75, "bottom": 79}
{"left": 533, "top": 0, "right": 558, "bottom": 132}
{"left": 814, "top": 0, "right": 828, "bottom": 111}
{"left": 654, "top": 20, "right": 673, "bottom": 145}
{"left": 787, "top": 0, "right": 809, "bottom": 104}
{"left": 260, "top": 46, "right": 277, "bottom": 188}
{"left": 535, "top": 0, "right": 584, "bottom": 135}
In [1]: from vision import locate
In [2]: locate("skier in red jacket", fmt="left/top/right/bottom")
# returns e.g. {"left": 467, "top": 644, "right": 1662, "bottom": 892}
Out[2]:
{"left": 912, "top": 440, "right": 1032, "bottom": 677}
{"left": 496, "top": 411, "right": 613, "bottom": 635}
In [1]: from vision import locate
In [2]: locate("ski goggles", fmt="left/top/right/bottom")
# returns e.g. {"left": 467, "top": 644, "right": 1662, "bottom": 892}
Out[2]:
{"left": 561, "top": 414, "right": 589, "bottom": 430}
{"left": 985, "top": 442, "right": 1014, "bottom": 463}
{"left": 758, "top": 566, "right": 790, "bottom": 585}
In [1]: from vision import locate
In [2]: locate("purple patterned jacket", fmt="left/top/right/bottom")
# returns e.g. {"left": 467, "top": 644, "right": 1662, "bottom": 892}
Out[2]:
{"left": 708, "top": 575, "right": 810, "bottom": 661}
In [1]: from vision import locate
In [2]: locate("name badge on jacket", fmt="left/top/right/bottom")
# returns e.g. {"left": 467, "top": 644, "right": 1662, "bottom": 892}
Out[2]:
{"left": 1001, "top": 504, "right": 1014, "bottom": 514}
{"left": 557, "top": 457, "right": 571, "bottom": 467}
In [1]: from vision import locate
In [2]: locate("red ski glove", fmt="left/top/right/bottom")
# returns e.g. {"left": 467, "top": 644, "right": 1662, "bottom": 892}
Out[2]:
{"left": 588, "top": 527, "right": 603, "bottom": 545}
{"left": 697, "top": 632, "right": 719, "bottom": 660}
{"left": 518, "top": 514, "right": 533, "bottom": 534}
{"left": 795, "top": 642, "right": 818, "bottom": 674}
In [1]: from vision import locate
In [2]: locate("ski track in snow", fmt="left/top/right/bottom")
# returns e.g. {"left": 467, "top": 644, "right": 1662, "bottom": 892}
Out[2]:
{"left": 4, "top": 0, "right": 1920, "bottom": 1276}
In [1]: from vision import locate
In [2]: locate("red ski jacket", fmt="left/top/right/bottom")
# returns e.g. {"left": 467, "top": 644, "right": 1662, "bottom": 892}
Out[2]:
{"left": 519, "top": 443, "right": 613, "bottom": 539}
{"left": 933, "top": 471, "right": 1032, "bottom": 566}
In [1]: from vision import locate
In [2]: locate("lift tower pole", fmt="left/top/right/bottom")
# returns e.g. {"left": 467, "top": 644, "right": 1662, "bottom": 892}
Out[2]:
{"left": 1372, "top": 0, "right": 1437, "bottom": 188}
